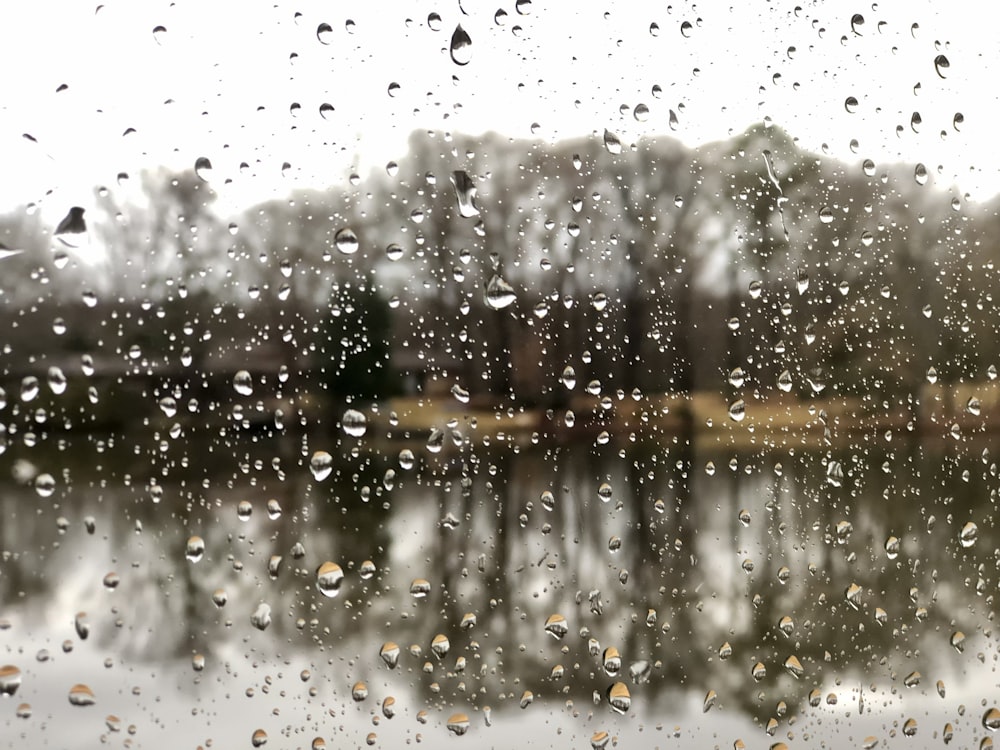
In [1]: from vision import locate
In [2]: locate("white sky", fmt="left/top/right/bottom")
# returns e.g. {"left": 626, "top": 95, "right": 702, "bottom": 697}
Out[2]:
{"left": 1, "top": 0, "right": 996, "bottom": 222}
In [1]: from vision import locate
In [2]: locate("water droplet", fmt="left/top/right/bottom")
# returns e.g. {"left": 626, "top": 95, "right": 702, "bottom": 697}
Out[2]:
{"left": 351, "top": 682, "right": 368, "bottom": 701}
{"left": 884, "top": 535, "right": 900, "bottom": 559}
{"left": 845, "top": 582, "right": 862, "bottom": 609}
{"left": 334, "top": 228, "right": 359, "bottom": 255}
{"left": 316, "top": 562, "right": 344, "bottom": 598}
{"left": 410, "top": 578, "right": 431, "bottom": 598}
{"left": 252, "top": 728, "right": 269, "bottom": 747}
{"left": 784, "top": 655, "right": 804, "bottom": 678}
{"left": 426, "top": 427, "right": 445, "bottom": 453}
{"left": 0, "top": 665, "right": 22, "bottom": 696}
{"left": 728, "top": 400, "right": 746, "bottom": 422}
{"left": 950, "top": 631, "right": 966, "bottom": 652}
{"left": 431, "top": 634, "right": 450, "bottom": 659}
{"left": 250, "top": 603, "right": 271, "bottom": 631}
{"left": 54, "top": 207, "right": 87, "bottom": 247}
{"left": 379, "top": 642, "right": 400, "bottom": 668}
{"left": 102, "top": 572, "right": 120, "bottom": 590}
{"left": 450, "top": 170, "right": 479, "bottom": 217}
{"left": 903, "top": 670, "right": 921, "bottom": 687}
{"left": 703, "top": 689, "right": 717, "bottom": 712}
{"left": 591, "top": 730, "right": 610, "bottom": 749}
{"left": 341, "top": 408, "right": 367, "bottom": 438}
{"left": 68, "top": 684, "right": 96, "bottom": 706}
{"left": 212, "top": 589, "right": 227, "bottom": 607}
{"left": 902, "top": 718, "right": 918, "bottom": 736}
{"left": 381, "top": 696, "right": 396, "bottom": 719}
{"left": 185, "top": 535, "right": 205, "bottom": 563}
{"left": 603, "top": 129, "right": 623, "bottom": 154}
{"left": 728, "top": 367, "right": 746, "bottom": 388}
{"left": 450, "top": 25, "right": 472, "bottom": 65}
{"left": 850, "top": 13, "right": 864, "bottom": 34}
{"left": 844, "top": 96, "right": 859, "bottom": 113}
{"left": 777, "top": 370, "right": 793, "bottom": 392}
{"left": 194, "top": 157, "right": 212, "bottom": 181}
{"left": 984, "top": 708, "right": 1000, "bottom": 732}
{"left": 152, "top": 25, "right": 167, "bottom": 43}
{"left": 399, "top": 449, "right": 415, "bottom": 470}
{"left": 795, "top": 268, "right": 811, "bottom": 296}
{"left": 310, "top": 451, "right": 333, "bottom": 481}
{"left": 959, "top": 521, "right": 978, "bottom": 548}
{"left": 914, "top": 163, "right": 928, "bottom": 185}
{"left": 751, "top": 662, "right": 767, "bottom": 681}
{"left": 447, "top": 713, "right": 470, "bottom": 735}
{"left": 602, "top": 647, "right": 621, "bottom": 676}
{"left": 232, "top": 370, "right": 253, "bottom": 396}
{"left": 485, "top": 274, "right": 516, "bottom": 309}
{"left": 544, "top": 614, "right": 568, "bottom": 639}
{"left": 606, "top": 682, "right": 631, "bottom": 714}
{"left": 934, "top": 54, "right": 950, "bottom": 78}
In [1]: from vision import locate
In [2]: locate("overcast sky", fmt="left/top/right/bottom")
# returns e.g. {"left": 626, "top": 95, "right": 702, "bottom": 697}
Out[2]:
{"left": 2, "top": 0, "right": 995, "bottom": 221}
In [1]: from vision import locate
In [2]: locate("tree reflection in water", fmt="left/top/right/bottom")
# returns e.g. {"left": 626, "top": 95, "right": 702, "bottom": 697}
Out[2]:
{"left": 0, "top": 431, "right": 995, "bottom": 746}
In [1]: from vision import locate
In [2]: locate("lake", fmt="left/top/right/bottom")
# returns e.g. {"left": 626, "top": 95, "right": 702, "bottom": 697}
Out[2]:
{"left": 0, "top": 429, "right": 997, "bottom": 749}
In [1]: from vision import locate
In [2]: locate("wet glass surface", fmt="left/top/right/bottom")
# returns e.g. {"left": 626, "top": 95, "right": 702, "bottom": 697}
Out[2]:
{"left": 2, "top": 432, "right": 997, "bottom": 748}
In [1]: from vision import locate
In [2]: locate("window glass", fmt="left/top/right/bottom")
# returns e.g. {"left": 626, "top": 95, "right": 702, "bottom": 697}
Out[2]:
{"left": 1, "top": 3, "right": 998, "bottom": 749}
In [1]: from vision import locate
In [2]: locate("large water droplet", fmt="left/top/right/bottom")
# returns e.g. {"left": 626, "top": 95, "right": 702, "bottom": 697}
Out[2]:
{"left": 194, "top": 157, "right": 212, "bottom": 181}
{"left": 984, "top": 708, "right": 1000, "bottom": 732}
{"left": 447, "top": 713, "right": 470, "bottom": 735}
{"left": 603, "top": 129, "right": 623, "bottom": 154}
{"left": 544, "top": 614, "right": 568, "bottom": 639}
{"left": 341, "top": 408, "right": 367, "bottom": 437}
{"left": 0, "top": 665, "right": 22, "bottom": 696}
{"left": 409, "top": 578, "right": 431, "bottom": 598}
{"left": 450, "top": 170, "right": 479, "bottom": 217}
{"left": 232, "top": 370, "right": 253, "bottom": 396}
{"left": 310, "top": 451, "right": 333, "bottom": 481}
{"left": 316, "top": 562, "right": 344, "bottom": 598}
{"left": 450, "top": 25, "right": 472, "bottom": 65}
{"left": 959, "top": 521, "right": 978, "bottom": 548}
{"left": 379, "top": 642, "right": 400, "bottom": 668}
{"left": 606, "top": 682, "right": 631, "bottom": 714}
{"left": 54, "top": 207, "right": 87, "bottom": 248}
{"left": 185, "top": 536, "right": 205, "bottom": 563}
{"left": 484, "top": 275, "right": 516, "bottom": 309}
{"left": 334, "top": 228, "right": 359, "bottom": 255}
{"left": 934, "top": 54, "right": 950, "bottom": 78}
{"left": 728, "top": 400, "right": 746, "bottom": 422}
{"left": 430, "top": 634, "right": 450, "bottom": 659}
{"left": 250, "top": 603, "right": 272, "bottom": 631}
{"left": 68, "top": 684, "right": 96, "bottom": 706}
{"left": 784, "top": 655, "right": 804, "bottom": 678}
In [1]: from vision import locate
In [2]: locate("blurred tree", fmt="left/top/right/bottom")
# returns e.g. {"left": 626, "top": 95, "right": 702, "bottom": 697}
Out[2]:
{"left": 320, "top": 282, "right": 397, "bottom": 401}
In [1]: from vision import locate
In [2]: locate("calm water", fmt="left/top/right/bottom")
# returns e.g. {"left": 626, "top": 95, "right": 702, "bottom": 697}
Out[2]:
{"left": 0, "top": 429, "right": 997, "bottom": 749}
